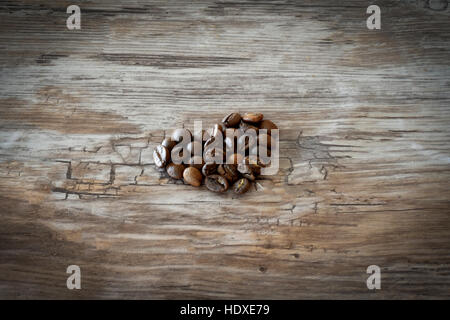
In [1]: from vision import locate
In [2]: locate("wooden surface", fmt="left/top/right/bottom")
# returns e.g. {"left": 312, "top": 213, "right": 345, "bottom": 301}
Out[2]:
{"left": 0, "top": 0, "right": 449, "bottom": 299}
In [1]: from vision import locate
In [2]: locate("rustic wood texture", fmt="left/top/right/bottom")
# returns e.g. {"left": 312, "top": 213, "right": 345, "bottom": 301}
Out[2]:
{"left": 0, "top": 0, "right": 449, "bottom": 299}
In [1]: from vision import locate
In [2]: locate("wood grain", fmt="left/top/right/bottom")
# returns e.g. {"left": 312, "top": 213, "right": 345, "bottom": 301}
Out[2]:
{"left": 0, "top": 0, "right": 449, "bottom": 299}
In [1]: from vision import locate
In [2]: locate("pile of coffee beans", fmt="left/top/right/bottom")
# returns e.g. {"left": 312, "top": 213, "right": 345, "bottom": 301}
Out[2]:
{"left": 153, "top": 112, "right": 278, "bottom": 195}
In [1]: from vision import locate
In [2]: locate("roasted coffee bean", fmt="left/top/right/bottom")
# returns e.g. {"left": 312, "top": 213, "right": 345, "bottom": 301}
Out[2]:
{"left": 161, "top": 137, "right": 177, "bottom": 150}
{"left": 205, "top": 174, "right": 229, "bottom": 193}
{"left": 153, "top": 145, "right": 170, "bottom": 168}
{"left": 187, "top": 141, "right": 202, "bottom": 155}
{"left": 233, "top": 178, "right": 251, "bottom": 194}
{"left": 204, "top": 147, "right": 224, "bottom": 163}
{"left": 227, "top": 153, "right": 244, "bottom": 165}
{"left": 259, "top": 119, "right": 278, "bottom": 135}
{"left": 202, "top": 163, "right": 217, "bottom": 176}
{"left": 218, "top": 164, "right": 238, "bottom": 182}
{"left": 222, "top": 112, "right": 241, "bottom": 127}
{"left": 183, "top": 167, "right": 203, "bottom": 187}
{"left": 166, "top": 162, "right": 185, "bottom": 179}
{"left": 242, "top": 112, "right": 263, "bottom": 123}
{"left": 188, "top": 155, "right": 204, "bottom": 170}
{"left": 171, "top": 128, "right": 192, "bottom": 142}
{"left": 239, "top": 120, "right": 259, "bottom": 133}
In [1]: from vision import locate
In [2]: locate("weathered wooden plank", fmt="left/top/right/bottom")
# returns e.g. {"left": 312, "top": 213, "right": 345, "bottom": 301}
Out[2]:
{"left": 0, "top": 0, "right": 449, "bottom": 299}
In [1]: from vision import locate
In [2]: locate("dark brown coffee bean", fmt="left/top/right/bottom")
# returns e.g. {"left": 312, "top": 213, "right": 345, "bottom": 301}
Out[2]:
{"left": 171, "top": 128, "right": 192, "bottom": 142}
{"left": 188, "top": 155, "right": 204, "bottom": 170}
{"left": 161, "top": 137, "right": 177, "bottom": 150}
{"left": 217, "top": 164, "right": 238, "bottom": 182}
{"left": 153, "top": 145, "right": 170, "bottom": 168}
{"left": 259, "top": 119, "right": 278, "bottom": 135}
{"left": 166, "top": 162, "right": 185, "bottom": 179}
{"left": 205, "top": 174, "right": 229, "bottom": 193}
{"left": 222, "top": 112, "right": 241, "bottom": 127}
{"left": 202, "top": 163, "right": 217, "bottom": 176}
{"left": 233, "top": 178, "right": 251, "bottom": 194}
{"left": 187, "top": 141, "right": 202, "bottom": 155}
{"left": 183, "top": 167, "right": 203, "bottom": 187}
{"left": 242, "top": 112, "right": 263, "bottom": 123}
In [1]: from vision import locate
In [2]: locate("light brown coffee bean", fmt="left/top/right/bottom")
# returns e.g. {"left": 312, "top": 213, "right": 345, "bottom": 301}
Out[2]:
{"left": 166, "top": 162, "right": 185, "bottom": 179}
{"left": 183, "top": 167, "right": 203, "bottom": 187}
{"left": 242, "top": 112, "right": 263, "bottom": 123}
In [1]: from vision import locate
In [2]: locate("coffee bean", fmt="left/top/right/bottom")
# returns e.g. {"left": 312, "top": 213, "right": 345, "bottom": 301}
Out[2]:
{"left": 166, "top": 162, "right": 185, "bottom": 179}
{"left": 183, "top": 167, "right": 203, "bottom": 187}
{"left": 202, "top": 163, "right": 217, "bottom": 176}
{"left": 161, "top": 137, "right": 177, "bottom": 150}
{"left": 171, "top": 128, "right": 192, "bottom": 142}
{"left": 233, "top": 178, "right": 251, "bottom": 194}
{"left": 188, "top": 155, "right": 204, "bottom": 170}
{"left": 242, "top": 112, "right": 263, "bottom": 123}
{"left": 153, "top": 145, "right": 170, "bottom": 168}
{"left": 259, "top": 119, "right": 278, "bottom": 135}
{"left": 217, "top": 164, "right": 238, "bottom": 182}
{"left": 205, "top": 174, "right": 229, "bottom": 193}
{"left": 222, "top": 112, "right": 241, "bottom": 127}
